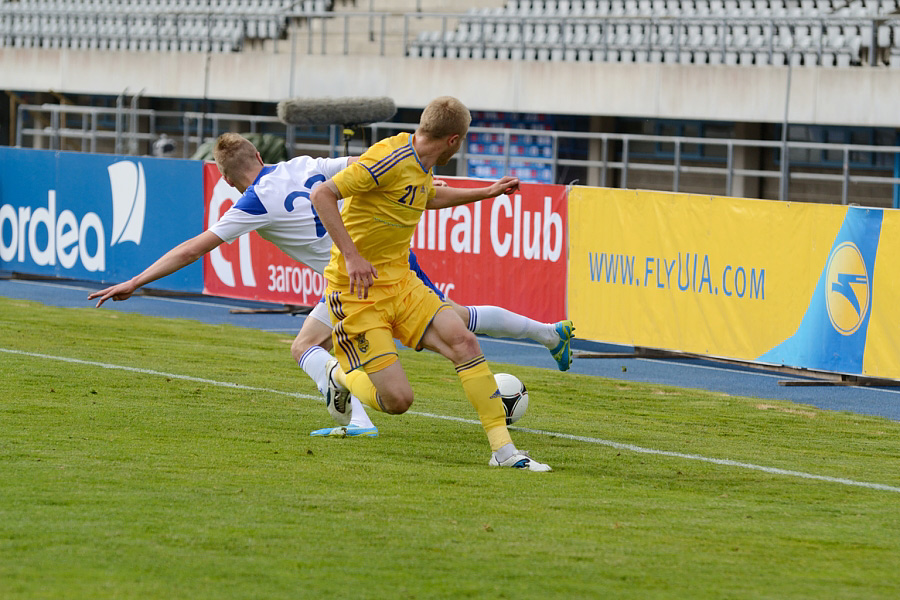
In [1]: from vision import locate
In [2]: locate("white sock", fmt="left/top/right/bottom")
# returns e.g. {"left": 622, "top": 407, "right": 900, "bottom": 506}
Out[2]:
{"left": 348, "top": 397, "right": 375, "bottom": 429}
{"left": 297, "top": 346, "right": 375, "bottom": 430}
{"left": 494, "top": 442, "right": 518, "bottom": 462}
{"left": 297, "top": 345, "right": 331, "bottom": 397}
{"left": 465, "top": 305, "right": 559, "bottom": 348}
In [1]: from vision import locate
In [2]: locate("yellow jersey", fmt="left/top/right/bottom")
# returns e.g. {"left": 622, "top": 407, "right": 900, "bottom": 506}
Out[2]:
{"left": 326, "top": 132, "right": 436, "bottom": 288}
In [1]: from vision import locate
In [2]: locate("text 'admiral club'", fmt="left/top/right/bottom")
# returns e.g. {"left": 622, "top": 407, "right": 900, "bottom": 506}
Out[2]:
{"left": 410, "top": 194, "right": 564, "bottom": 262}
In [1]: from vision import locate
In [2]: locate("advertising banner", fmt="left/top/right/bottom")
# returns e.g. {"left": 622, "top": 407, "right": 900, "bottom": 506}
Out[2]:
{"left": 566, "top": 187, "right": 897, "bottom": 376}
{"left": 863, "top": 210, "right": 900, "bottom": 378}
{"left": 202, "top": 168, "right": 569, "bottom": 321}
{"left": 0, "top": 147, "right": 204, "bottom": 292}
{"left": 202, "top": 163, "right": 326, "bottom": 306}
{"left": 409, "top": 177, "right": 568, "bottom": 324}
{"left": 755, "top": 205, "right": 883, "bottom": 375}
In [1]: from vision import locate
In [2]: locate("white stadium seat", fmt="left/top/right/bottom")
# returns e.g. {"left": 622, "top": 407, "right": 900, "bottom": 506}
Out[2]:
{"left": 9, "top": 0, "right": 898, "bottom": 66}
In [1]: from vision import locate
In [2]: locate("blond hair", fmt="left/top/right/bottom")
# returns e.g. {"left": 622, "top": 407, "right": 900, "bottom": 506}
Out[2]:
{"left": 213, "top": 133, "right": 259, "bottom": 181}
{"left": 417, "top": 96, "right": 471, "bottom": 139}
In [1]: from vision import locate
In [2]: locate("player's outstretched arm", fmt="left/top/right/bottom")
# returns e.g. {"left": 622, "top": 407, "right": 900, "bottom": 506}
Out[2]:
{"left": 427, "top": 176, "right": 519, "bottom": 210}
{"left": 88, "top": 230, "right": 224, "bottom": 307}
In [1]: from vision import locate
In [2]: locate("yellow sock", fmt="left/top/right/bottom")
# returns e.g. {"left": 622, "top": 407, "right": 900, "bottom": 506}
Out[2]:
{"left": 346, "top": 369, "right": 382, "bottom": 412}
{"left": 455, "top": 355, "right": 511, "bottom": 451}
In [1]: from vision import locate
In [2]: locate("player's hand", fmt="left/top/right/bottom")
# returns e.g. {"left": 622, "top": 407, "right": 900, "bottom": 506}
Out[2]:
{"left": 88, "top": 281, "right": 137, "bottom": 308}
{"left": 492, "top": 176, "right": 520, "bottom": 197}
{"left": 433, "top": 178, "right": 448, "bottom": 187}
{"left": 345, "top": 254, "right": 377, "bottom": 300}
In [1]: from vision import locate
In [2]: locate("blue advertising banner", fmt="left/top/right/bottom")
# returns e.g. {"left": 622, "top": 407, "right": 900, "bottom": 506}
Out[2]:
{"left": 757, "top": 206, "right": 883, "bottom": 374}
{"left": 0, "top": 147, "right": 204, "bottom": 292}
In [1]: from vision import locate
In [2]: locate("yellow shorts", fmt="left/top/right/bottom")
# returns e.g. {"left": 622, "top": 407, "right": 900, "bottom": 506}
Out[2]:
{"left": 326, "top": 269, "right": 451, "bottom": 373}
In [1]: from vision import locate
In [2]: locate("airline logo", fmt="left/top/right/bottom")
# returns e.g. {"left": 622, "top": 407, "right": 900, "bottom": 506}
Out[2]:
{"left": 825, "top": 242, "right": 870, "bottom": 336}
{"left": 758, "top": 206, "right": 882, "bottom": 375}
{"left": 108, "top": 161, "right": 146, "bottom": 247}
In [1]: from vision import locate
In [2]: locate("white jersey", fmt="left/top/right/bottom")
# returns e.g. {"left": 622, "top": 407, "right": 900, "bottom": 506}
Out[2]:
{"left": 209, "top": 155, "right": 349, "bottom": 274}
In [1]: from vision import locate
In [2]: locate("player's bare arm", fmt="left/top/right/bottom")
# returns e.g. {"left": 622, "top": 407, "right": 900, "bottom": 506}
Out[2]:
{"left": 309, "top": 179, "right": 377, "bottom": 299}
{"left": 427, "top": 176, "right": 520, "bottom": 210}
{"left": 88, "top": 230, "right": 223, "bottom": 307}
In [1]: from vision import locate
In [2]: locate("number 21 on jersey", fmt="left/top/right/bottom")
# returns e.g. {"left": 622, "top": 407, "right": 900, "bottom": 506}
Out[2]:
{"left": 398, "top": 185, "right": 417, "bottom": 205}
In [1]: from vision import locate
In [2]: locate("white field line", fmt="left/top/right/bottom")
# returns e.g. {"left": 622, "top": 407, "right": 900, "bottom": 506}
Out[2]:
{"left": 0, "top": 347, "right": 320, "bottom": 402}
{"left": 4, "top": 346, "right": 900, "bottom": 494}
{"left": 420, "top": 413, "right": 900, "bottom": 493}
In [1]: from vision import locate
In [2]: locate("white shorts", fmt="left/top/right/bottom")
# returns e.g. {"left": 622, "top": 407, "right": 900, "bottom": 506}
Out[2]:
{"left": 308, "top": 299, "right": 332, "bottom": 327}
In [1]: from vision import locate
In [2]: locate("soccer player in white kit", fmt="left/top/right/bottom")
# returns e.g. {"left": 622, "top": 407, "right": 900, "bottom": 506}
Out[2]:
{"left": 89, "top": 133, "right": 575, "bottom": 436}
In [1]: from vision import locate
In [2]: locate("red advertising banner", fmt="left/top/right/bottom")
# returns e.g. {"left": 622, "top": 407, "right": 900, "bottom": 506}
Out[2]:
{"left": 202, "top": 165, "right": 568, "bottom": 321}
{"left": 202, "top": 163, "right": 325, "bottom": 306}
{"left": 411, "top": 177, "right": 568, "bottom": 324}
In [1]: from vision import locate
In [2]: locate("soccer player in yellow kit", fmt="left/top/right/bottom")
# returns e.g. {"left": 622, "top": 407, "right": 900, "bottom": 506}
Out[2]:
{"left": 310, "top": 96, "right": 551, "bottom": 471}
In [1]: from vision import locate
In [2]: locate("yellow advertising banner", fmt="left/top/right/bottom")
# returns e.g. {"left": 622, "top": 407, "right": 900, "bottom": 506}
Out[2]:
{"left": 567, "top": 187, "right": 898, "bottom": 378}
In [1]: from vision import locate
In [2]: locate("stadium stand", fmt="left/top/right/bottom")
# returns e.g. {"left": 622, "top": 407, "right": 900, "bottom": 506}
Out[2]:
{"left": 407, "top": 0, "right": 900, "bottom": 67}
{"left": 467, "top": 111, "right": 556, "bottom": 183}
{"left": 2, "top": 0, "right": 898, "bottom": 206}
{"left": 0, "top": 0, "right": 332, "bottom": 51}
{"left": 4, "top": 0, "right": 896, "bottom": 64}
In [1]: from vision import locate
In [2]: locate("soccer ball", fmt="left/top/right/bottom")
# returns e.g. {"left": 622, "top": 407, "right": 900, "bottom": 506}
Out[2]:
{"left": 494, "top": 372, "right": 529, "bottom": 425}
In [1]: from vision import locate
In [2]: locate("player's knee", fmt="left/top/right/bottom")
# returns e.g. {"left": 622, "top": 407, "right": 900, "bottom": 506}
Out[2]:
{"left": 448, "top": 329, "right": 481, "bottom": 362}
{"left": 290, "top": 336, "right": 313, "bottom": 363}
{"left": 379, "top": 389, "right": 414, "bottom": 414}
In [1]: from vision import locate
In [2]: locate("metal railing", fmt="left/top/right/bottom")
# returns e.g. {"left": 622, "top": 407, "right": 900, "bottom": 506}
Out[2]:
{"left": 15, "top": 102, "right": 900, "bottom": 206}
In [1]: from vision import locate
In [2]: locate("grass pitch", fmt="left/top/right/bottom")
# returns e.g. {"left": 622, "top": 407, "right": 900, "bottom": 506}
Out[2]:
{"left": 2, "top": 296, "right": 900, "bottom": 599}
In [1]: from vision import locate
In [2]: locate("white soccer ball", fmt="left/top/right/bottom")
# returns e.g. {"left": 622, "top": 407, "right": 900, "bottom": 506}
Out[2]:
{"left": 494, "top": 372, "right": 529, "bottom": 425}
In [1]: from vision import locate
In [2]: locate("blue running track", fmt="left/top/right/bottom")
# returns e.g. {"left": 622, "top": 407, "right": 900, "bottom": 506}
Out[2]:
{"left": 4, "top": 276, "right": 900, "bottom": 422}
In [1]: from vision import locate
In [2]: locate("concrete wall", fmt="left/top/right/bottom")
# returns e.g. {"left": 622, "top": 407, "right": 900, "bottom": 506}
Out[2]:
{"left": 3, "top": 47, "right": 899, "bottom": 128}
